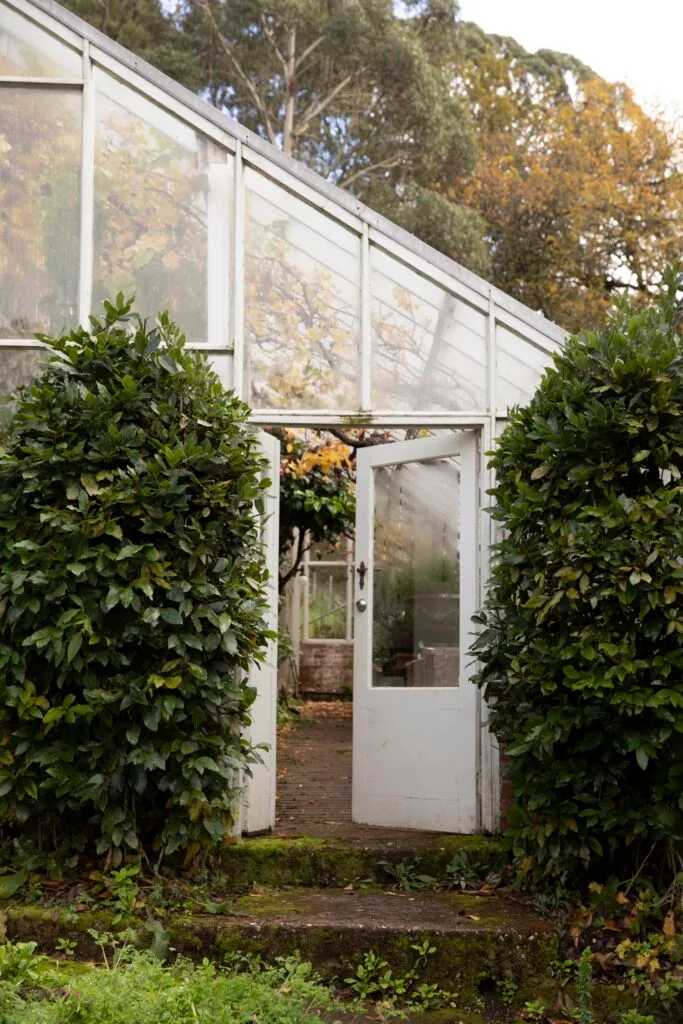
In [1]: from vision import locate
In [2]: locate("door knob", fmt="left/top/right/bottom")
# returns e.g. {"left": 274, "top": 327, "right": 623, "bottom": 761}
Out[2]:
{"left": 356, "top": 598, "right": 368, "bottom": 612}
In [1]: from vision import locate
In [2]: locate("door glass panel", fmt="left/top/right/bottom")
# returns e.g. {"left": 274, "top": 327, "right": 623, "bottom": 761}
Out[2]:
{"left": 372, "top": 457, "right": 460, "bottom": 687}
{"left": 0, "top": 8, "right": 82, "bottom": 78}
{"left": 0, "top": 87, "right": 81, "bottom": 338}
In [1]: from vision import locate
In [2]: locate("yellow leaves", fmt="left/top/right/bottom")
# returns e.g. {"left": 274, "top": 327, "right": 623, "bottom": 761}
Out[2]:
{"left": 148, "top": 674, "right": 183, "bottom": 690}
{"left": 663, "top": 910, "right": 676, "bottom": 937}
{"left": 283, "top": 434, "right": 353, "bottom": 481}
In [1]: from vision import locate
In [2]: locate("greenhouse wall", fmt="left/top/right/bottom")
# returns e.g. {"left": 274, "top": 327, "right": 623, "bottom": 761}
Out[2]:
{"left": 0, "top": 0, "right": 566, "bottom": 428}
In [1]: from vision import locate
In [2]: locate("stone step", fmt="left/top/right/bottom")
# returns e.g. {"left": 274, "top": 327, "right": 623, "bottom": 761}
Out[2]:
{"left": 219, "top": 833, "right": 507, "bottom": 888}
{"left": 8, "top": 889, "right": 555, "bottom": 1006}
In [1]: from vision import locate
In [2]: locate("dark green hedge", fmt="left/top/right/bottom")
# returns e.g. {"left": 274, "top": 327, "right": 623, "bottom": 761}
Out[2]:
{"left": 474, "top": 268, "right": 683, "bottom": 886}
{"left": 0, "top": 297, "right": 271, "bottom": 864}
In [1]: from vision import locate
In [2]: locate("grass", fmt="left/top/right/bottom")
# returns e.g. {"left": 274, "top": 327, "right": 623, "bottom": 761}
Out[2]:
{"left": 0, "top": 940, "right": 345, "bottom": 1024}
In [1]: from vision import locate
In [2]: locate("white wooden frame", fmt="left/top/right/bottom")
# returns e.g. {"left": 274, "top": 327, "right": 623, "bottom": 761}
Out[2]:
{"left": 352, "top": 431, "right": 481, "bottom": 832}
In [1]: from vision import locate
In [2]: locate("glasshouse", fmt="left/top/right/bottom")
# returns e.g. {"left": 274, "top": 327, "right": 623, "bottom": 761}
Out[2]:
{"left": 0, "top": 0, "right": 568, "bottom": 837}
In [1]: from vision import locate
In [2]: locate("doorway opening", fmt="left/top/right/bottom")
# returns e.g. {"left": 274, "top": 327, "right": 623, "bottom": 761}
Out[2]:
{"left": 269, "top": 425, "right": 482, "bottom": 837}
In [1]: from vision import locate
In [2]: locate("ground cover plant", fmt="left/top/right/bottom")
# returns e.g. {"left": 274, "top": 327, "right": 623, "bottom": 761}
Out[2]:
{"left": 0, "top": 940, "right": 344, "bottom": 1024}
{"left": 0, "top": 296, "right": 271, "bottom": 867}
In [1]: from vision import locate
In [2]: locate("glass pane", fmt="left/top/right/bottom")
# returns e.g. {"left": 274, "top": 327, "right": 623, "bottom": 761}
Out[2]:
{"left": 0, "top": 88, "right": 81, "bottom": 338}
{"left": 308, "top": 565, "right": 349, "bottom": 639}
{"left": 0, "top": 347, "right": 47, "bottom": 397}
{"left": 94, "top": 71, "right": 216, "bottom": 344}
{"left": 371, "top": 248, "right": 488, "bottom": 411}
{"left": 496, "top": 324, "right": 553, "bottom": 410}
{"left": 0, "top": 7, "right": 82, "bottom": 77}
{"left": 245, "top": 170, "right": 360, "bottom": 409}
{"left": 372, "top": 457, "right": 460, "bottom": 687}
{"left": 0, "top": 347, "right": 47, "bottom": 430}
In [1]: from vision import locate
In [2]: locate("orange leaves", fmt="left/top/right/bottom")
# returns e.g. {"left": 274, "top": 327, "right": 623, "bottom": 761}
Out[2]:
{"left": 453, "top": 43, "right": 683, "bottom": 333}
{"left": 281, "top": 429, "right": 353, "bottom": 482}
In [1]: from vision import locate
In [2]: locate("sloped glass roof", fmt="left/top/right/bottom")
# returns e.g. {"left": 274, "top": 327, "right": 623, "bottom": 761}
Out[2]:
{"left": 0, "top": 0, "right": 567, "bottom": 425}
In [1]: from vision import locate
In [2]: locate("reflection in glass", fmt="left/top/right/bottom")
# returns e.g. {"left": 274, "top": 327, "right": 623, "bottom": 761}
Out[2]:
{"left": 0, "top": 7, "right": 82, "bottom": 77}
{"left": 371, "top": 248, "right": 487, "bottom": 411}
{"left": 0, "top": 347, "right": 47, "bottom": 397}
{"left": 372, "top": 457, "right": 460, "bottom": 687}
{"left": 94, "top": 71, "right": 216, "bottom": 342}
{"left": 0, "top": 88, "right": 81, "bottom": 338}
{"left": 307, "top": 565, "right": 350, "bottom": 640}
{"left": 245, "top": 171, "right": 360, "bottom": 409}
{"left": 0, "top": 347, "right": 48, "bottom": 429}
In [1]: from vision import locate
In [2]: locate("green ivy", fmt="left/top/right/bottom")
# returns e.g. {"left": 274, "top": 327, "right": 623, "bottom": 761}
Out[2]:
{"left": 0, "top": 296, "right": 271, "bottom": 864}
{"left": 473, "top": 266, "right": 683, "bottom": 886}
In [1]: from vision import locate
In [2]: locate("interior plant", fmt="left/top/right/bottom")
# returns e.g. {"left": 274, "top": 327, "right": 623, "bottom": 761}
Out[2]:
{"left": 473, "top": 266, "right": 683, "bottom": 887}
{"left": 0, "top": 295, "right": 271, "bottom": 865}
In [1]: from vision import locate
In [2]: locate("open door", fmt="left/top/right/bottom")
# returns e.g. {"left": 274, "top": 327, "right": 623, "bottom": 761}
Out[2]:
{"left": 352, "top": 432, "right": 478, "bottom": 833}
{"left": 241, "top": 430, "right": 280, "bottom": 835}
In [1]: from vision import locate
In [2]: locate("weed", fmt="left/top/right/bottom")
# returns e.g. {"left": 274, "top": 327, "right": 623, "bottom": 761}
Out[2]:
{"left": 378, "top": 859, "right": 435, "bottom": 892}
{"left": 344, "top": 939, "right": 457, "bottom": 1010}
{"left": 445, "top": 850, "right": 479, "bottom": 890}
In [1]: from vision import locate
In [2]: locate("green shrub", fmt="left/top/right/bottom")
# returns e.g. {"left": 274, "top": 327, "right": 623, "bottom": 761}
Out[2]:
{"left": 0, "top": 296, "right": 271, "bottom": 864}
{"left": 473, "top": 267, "right": 683, "bottom": 886}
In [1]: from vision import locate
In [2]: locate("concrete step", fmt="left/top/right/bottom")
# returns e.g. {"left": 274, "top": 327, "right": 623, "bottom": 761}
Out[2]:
{"left": 219, "top": 833, "right": 507, "bottom": 888}
{"left": 8, "top": 889, "right": 555, "bottom": 1006}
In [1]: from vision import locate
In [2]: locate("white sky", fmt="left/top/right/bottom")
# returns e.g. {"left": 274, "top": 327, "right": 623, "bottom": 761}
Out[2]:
{"left": 458, "top": 0, "right": 683, "bottom": 119}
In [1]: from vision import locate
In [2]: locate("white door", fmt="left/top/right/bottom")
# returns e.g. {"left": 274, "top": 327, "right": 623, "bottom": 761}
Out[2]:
{"left": 241, "top": 430, "right": 280, "bottom": 835}
{"left": 352, "top": 432, "right": 479, "bottom": 833}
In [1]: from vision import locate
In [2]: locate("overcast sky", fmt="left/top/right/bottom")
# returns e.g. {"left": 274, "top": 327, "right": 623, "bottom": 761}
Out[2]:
{"left": 458, "top": 0, "right": 683, "bottom": 118}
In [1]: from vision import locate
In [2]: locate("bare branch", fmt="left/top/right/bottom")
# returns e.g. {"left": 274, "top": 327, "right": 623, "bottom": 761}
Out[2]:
{"left": 296, "top": 74, "right": 354, "bottom": 137}
{"left": 295, "top": 34, "right": 325, "bottom": 71}
{"left": 197, "top": 0, "right": 278, "bottom": 147}
{"left": 339, "top": 156, "right": 403, "bottom": 190}
{"left": 329, "top": 429, "right": 388, "bottom": 449}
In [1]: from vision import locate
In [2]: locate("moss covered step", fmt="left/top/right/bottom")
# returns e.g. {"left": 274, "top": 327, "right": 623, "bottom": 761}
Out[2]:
{"left": 219, "top": 833, "right": 506, "bottom": 888}
{"left": 6, "top": 890, "right": 554, "bottom": 1002}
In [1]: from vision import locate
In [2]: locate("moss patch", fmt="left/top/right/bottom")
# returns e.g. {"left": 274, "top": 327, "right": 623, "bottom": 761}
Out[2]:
{"left": 219, "top": 834, "right": 506, "bottom": 888}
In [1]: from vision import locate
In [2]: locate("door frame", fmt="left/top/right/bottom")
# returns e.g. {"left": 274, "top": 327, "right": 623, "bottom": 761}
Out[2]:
{"left": 250, "top": 418, "right": 499, "bottom": 834}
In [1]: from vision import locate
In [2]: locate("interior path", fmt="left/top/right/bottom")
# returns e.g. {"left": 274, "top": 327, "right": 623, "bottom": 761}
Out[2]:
{"left": 275, "top": 700, "right": 464, "bottom": 850}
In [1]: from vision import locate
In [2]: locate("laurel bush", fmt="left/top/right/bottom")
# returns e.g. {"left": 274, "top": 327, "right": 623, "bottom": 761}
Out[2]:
{"left": 0, "top": 297, "right": 270, "bottom": 864}
{"left": 474, "top": 268, "right": 683, "bottom": 885}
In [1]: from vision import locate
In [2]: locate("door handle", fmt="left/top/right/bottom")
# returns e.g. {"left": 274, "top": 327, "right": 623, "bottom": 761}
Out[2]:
{"left": 356, "top": 598, "right": 368, "bottom": 612}
{"left": 356, "top": 561, "right": 367, "bottom": 590}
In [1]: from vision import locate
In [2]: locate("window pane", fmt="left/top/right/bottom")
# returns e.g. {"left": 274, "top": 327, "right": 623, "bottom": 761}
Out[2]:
{"left": 0, "top": 88, "right": 81, "bottom": 338}
{"left": 371, "top": 248, "right": 488, "bottom": 411}
{"left": 0, "top": 347, "right": 47, "bottom": 429}
{"left": 0, "top": 347, "right": 46, "bottom": 397}
{"left": 496, "top": 324, "right": 553, "bottom": 410}
{"left": 0, "top": 7, "right": 81, "bottom": 77}
{"left": 372, "top": 457, "right": 460, "bottom": 687}
{"left": 94, "top": 71, "right": 215, "bottom": 343}
{"left": 245, "top": 170, "right": 360, "bottom": 409}
{"left": 308, "top": 565, "right": 349, "bottom": 639}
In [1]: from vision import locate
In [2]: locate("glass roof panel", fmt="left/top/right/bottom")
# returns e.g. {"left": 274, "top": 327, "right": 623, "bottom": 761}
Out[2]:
{"left": 371, "top": 247, "right": 488, "bottom": 411}
{"left": 0, "top": 5, "right": 81, "bottom": 77}
{"left": 93, "top": 69, "right": 215, "bottom": 344}
{"left": 495, "top": 322, "right": 555, "bottom": 411}
{"left": 245, "top": 168, "right": 360, "bottom": 410}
